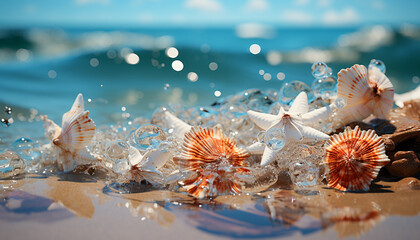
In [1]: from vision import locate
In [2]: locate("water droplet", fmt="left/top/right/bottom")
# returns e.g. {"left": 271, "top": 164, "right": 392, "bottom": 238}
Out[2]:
{"left": 289, "top": 161, "right": 319, "bottom": 187}
{"left": 279, "top": 81, "right": 314, "bottom": 104}
{"left": 164, "top": 83, "right": 170, "bottom": 91}
{"left": 334, "top": 98, "right": 346, "bottom": 109}
{"left": 249, "top": 44, "right": 261, "bottom": 55}
{"left": 369, "top": 59, "right": 386, "bottom": 73}
{"left": 214, "top": 90, "right": 222, "bottom": 97}
{"left": 171, "top": 60, "right": 184, "bottom": 71}
{"left": 311, "top": 76, "right": 336, "bottom": 99}
{"left": 311, "top": 62, "right": 332, "bottom": 79}
{"left": 277, "top": 72, "right": 285, "bottom": 80}
{"left": 209, "top": 62, "right": 218, "bottom": 71}
{"left": 187, "top": 72, "right": 198, "bottom": 82}
{"left": 0, "top": 151, "right": 26, "bottom": 179}
{"left": 105, "top": 140, "right": 130, "bottom": 163}
{"left": 263, "top": 73, "right": 271, "bottom": 81}
{"left": 5, "top": 106, "right": 12, "bottom": 116}
{"left": 257, "top": 130, "right": 266, "bottom": 143}
{"left": 12, "top": 137, "right": 41, "bottom": 172}
{"left": 129, "top": 124, "right": 166, "bottom": 152}
{"left": 157, "top": 141, "right": 171, "bottom": 153}
{"left": 90, "top": 58, "right": 99, "bottom": 67}
{"left": 125, "top": 53, "right": 140, "bottom": 65}
{"left": 165, "top": 47, "right": 179, "bottom": 58}
{"left": 264, "top": 128, "right": 285, "bottom": 151}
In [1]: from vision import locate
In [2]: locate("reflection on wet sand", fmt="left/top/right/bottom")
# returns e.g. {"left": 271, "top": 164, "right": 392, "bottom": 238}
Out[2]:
{"left": 1, "top": 175, "right": 420, "bottom": 239}
{"left": 44, "top": 175, "right": 110, "bottom": 218}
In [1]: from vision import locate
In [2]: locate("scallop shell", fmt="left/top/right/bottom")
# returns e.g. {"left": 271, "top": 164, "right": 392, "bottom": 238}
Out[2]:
{"left": 324, "top": 126, "right": 390, "bottom": 192}
{"left": 336, "top": 64, "right": 394, "bottom": 125}
{"left": 174, "top": 127, "right": 250, "bottom": 198}
{"left": 50, "top": 94, "right": 96, "bottom": 152}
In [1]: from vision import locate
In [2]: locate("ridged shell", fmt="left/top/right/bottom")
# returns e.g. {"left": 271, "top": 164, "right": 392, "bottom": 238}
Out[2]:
{"left": 324, "top": 126, "right": 390, "bottom": 192}
{"left": 174, "top": 127, "right": 250, "bottom": 198}
{"left": 336, "top": 64, "right": 394, "bottom": 125}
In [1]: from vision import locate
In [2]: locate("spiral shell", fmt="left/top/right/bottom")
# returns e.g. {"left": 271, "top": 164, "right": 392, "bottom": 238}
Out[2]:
{"left": 174, "top": 127, "right": 250, "bottom": 198}
{"left": 324, "top": 126, "right": 390, "bottom": 191}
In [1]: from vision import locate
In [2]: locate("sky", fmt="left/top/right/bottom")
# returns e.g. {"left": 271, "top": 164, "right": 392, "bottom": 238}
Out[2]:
{"left": 0, "top": 0, "right": 419, "bottom": 28}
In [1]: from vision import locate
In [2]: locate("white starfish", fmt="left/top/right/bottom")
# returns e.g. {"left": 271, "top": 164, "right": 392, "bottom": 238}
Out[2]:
{"left": 41, "top": 93, "right": 100, "bottom": 172}
{"left": 247, "top": 91, "right": 331, "bottom": 166}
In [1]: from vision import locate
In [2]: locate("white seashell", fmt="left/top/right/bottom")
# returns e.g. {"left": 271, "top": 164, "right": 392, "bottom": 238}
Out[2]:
{"left": 128, "top": 146, "right": 143, "bottom": 166}
{"left": 41, "top": 115, "right": 61, "bottom": 141}
{"left": 394, "top": 85, "right": 420, "bottom": 107}
{"left": 140, "top": 149, "right": 171, "bottom": 171}
{"left": 62, "top": 93, "right": 85, "bottom": 130}
{"left": 53, "top": 111, "right": 96, "bottom": 151}
{"left": 336, "top": 64, "right": 394, "bottom": 125}
{"left": 164, "top": 111, "right": 192, "bottom": 140}
{"left": 41, "top": 93, "right": 98, "bottom": 172}
{"left": 367, "top": 67, "right": 394, "bottom": 119}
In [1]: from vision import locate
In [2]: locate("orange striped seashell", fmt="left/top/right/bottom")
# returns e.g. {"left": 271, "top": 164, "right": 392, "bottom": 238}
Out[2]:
{"left": 174, "top": 127, "right": 250, "bottom": 198}
{"left": 324, "top": 126, "right": 390, "bottom": 192}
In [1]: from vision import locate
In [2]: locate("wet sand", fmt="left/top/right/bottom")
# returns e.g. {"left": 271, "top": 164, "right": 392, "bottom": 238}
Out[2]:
{"left": 1, "top": 175, "right": 419, "bottom": 240}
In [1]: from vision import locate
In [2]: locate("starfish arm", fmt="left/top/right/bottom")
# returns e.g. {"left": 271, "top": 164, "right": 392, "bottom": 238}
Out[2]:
{"left": 299, "top": 125, "right": 330, "bottom": 141}
{"left": 247, "top": 110, "right": 280, "bottom": 130}
{"left": 289, "top": 92, "right": 309, "bottom": 115}
{"left": 261, "top": 146, "right": 277, "bottom": 166}
{"left": 164, "top": 111, "right": 192, "bottom": 140}
{"left": 247, "top": 142, "right": 266, "bottom": 155}
{"left": 302, "top": 104, "right": 332, "bottom": 123}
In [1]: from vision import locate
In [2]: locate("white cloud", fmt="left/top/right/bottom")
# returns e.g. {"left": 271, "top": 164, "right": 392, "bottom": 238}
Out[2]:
{"left": 76, "top": 0, "right": 110, "bottom": 5}
{"left": 323, "top": 7, "right": 360, "bottom": 25}
{"left": 283, "top": 10, "right": 313, "bottom": 24}
{"left": 185, "top": 0, "right": 223, "bottom": 12}
{"left": 244, "top": 0, "right": 269, "bottom": 12}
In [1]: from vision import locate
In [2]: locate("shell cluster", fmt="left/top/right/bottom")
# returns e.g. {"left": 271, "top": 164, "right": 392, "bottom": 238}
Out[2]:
{"left": 5, "top": 61, "right": 400, "bottom": 197}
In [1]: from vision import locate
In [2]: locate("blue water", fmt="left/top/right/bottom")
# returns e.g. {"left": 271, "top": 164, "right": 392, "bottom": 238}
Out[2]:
{"left": 0, "top": 26, "right": 420, "bottom": 146}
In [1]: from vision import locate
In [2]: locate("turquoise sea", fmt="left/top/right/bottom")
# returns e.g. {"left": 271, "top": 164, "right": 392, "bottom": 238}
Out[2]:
{"left": 0, "top": 25, "right": 420, "bottom": 146}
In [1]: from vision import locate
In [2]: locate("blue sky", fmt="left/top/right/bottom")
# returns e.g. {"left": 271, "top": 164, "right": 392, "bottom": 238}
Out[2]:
{"left": 1, "top": 0, "right": 419, "bottom": 28}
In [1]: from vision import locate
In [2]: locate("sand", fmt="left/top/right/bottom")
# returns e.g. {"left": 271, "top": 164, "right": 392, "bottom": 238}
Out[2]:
{"left": 1, "top": 174, "right": 419, "bottom": 240}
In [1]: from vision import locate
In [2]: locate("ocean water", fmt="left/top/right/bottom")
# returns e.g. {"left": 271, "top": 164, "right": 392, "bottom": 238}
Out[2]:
{"left": 0, "top": 25, "right": 420, "bottom": 146}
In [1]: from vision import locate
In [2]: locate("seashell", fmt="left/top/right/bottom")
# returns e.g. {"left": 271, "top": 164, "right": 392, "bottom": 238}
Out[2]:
{"left": 324, "top": 126, "right": 390, "bottom": 191}
{"left": 336, "top": 64, "right": 394, "bottom": 125}
{"left": 41, "top": 115, "right": 61, "bottom": 141}
{"left": 164, "top": 111, "right": 192, "bottom": 140}
{"left": 174, "top": 127, "right": 250, "bottom": 198}
{"left": 53, "top": 111, "right": 96, "bottom": 152}
{"left": 41, "top": 93, "right": 98, "bottom": 172}
{"left": 127, "top": 146, "right": 170, "bottom": 184}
